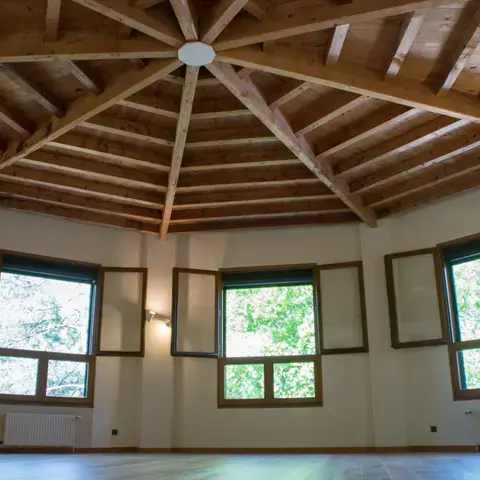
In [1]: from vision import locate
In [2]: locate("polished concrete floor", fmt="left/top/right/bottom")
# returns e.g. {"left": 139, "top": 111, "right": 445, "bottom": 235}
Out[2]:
{"left": 1, "top": 453, "right": 480, "bottom": 479}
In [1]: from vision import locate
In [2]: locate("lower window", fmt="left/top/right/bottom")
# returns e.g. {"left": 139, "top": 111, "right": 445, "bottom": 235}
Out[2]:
{"left": 442, "top": 237, "right": 480, "bottom": 400}
{"left": 218, "top": 268, "right": 322, "bottom": 408}
{"left": 0, "top": 252, "right": 97, "bottom": 406}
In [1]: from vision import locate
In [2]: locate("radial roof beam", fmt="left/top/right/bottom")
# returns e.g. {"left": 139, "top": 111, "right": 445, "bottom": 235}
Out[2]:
{"left": 207, "top": 62, "right": 377, "bottom": 227}
{"left": 160, "top": 66, "right": 199, "bottom": 239}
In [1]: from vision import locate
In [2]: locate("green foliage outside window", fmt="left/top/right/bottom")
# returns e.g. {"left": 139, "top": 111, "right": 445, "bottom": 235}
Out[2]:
{"left": 453, "top": 259, "right": 480, "bottom": 389}
{"left": 0, "top": 273, "right": 91, "bottom": 397}
{"left": 224, "top": 285, "right": 316, "bottom": 400}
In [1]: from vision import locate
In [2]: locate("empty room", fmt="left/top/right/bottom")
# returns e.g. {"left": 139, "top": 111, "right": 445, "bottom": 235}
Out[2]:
{"left": 1, "top": 0, "right": 480, "bottom": 478}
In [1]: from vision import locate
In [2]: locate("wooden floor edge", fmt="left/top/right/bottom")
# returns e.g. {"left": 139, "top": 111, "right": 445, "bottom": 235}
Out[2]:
{"left": 0, "top": 445, "right": 477, "bottom": 454}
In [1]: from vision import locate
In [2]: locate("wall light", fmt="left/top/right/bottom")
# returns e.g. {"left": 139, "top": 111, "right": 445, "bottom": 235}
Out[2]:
{"left": 147, "top": 310, "right": 171, "bottom": 327}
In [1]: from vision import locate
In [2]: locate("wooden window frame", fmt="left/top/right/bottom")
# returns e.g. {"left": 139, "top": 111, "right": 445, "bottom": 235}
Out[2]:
{"left": 439, "top": 233, "right": 480, "bottom": 401}
{"left": 316, "top": 261, "right": 369, "bottom": 355}
{"left": 170, "top": 267, "right": 221, "bottom": 358}
{"left": 385, "top": 248, "right": 448, "bottom": 349}
{"left": 95, "top": 267, "right": 148, "bottom": 358}
{"left": 0, "top": 250, "right": 99, "bottom": 407}
{"left": 218, "top": 264, "right": 322, "bottom": 409}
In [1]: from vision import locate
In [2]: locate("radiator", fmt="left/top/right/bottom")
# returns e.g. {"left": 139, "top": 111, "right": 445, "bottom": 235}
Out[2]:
{"left": 4, "top": 413, "right": 78, "bottom": 447}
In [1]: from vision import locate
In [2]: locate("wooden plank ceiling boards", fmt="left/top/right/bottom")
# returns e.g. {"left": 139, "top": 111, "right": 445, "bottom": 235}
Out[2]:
{"left": 0, "top": 0, "right": 478, "bottom": 237}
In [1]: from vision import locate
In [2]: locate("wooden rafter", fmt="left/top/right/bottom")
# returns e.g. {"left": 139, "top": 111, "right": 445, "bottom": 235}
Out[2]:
{"left": 244, "top": 2, "right": 265, "bottom": 20}
{"left": 207, "top": 62, "right": 377, "bottom": 226}
{"left": 385, "top": 11, "right": 425, "bottom": 78}
{"left": 63, "top": 61, "right": 103, "bottom": 94}
{"left": 0, "top": 65, "right": 64, "bottom": 116}
{"left": 201, "top": 0, "right": 250, "bottom": 44}
{"left": 0, "top": 36, "right": 177, "bottom": 63}
{"left": 160, "top": 66, "right": 199, "bottom": 239}
{"left": 0, "top": 103, "right": 33, "bottom": 137}
{"left": 325, "top": 25, "right": 349, "bottom": 66}
{"left": 70, "top": 0, "right": 184, "bottom": 47}
{"left": 214, "top": 0, "right": 456, "bottom": 50}
{"left": 429, "top": 0, "right": 480, "bottom": 94}
{"left": 170, "top": 0, "right": 198, "bottom": 41}
{"left": 0, "top": 59, "right": 182, "bottom": 170}
{"left": 216, "top": 47, "right": 480, "bottom": 122}
{"left": 45, "top": 0, "right": 62, "bottom": 42}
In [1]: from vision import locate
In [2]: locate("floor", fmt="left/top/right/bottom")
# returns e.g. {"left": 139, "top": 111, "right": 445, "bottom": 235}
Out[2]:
{"left": 1, "top": 453, "right": 480, "bottom": 479}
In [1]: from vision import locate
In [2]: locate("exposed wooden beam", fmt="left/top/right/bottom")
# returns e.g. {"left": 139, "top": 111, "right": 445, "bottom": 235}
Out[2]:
{"left": 63, "top": 61, "right": 103, "bottom": 94}
{"left": 216, "top": 47, "right": 480, "bottom": 122}
{"left": 49, "top": 132, "right": 171, "bottom": 171}
{"left": 118, "top": 93, "right": 179, "bottom": 119}
{"left": 22, "top": 150, "right": 168, "bottom": 190}
{"left": 0, "top": 58, "right": 181, "bottom": 170}
{"left": 171, "top": 197, "right": 347, "bottom": 222}
{"left": 269, "top": 82, "right": 311, "bottom": 110}
{"left": 83, "top": 115, "right": 176, "bottom": 147}
{"left": 375, "top": 168, "right": 480, "bottom": 218}
{"left": 385, "top": 11, "right": 425, "bottom": 78}
{"left": 244, "top": 1, "right": 265, "bottom": 20}
{"left": 168, "top": 212, "right": 359, "bottom": 233}
{"left": 45, "top": 0, "right": 62, "bottom": 42}
{"left": 207, "top": 62, "right": 377, "bottom": 226}
{"left": 0, "top": 166, "right": 164, "bottom": 207}
{"left": 214, "top": 0, "right": 456, "bottom": 50}
{"left": 174, "top": 184, "right": 334, "bottom": 209}
{"left": 201, "top": 0, "right": 250, "bottom": 44}
{"left": 292, "top": 92, "right": 365, "bottom": 136}
{"left": 71, "top": 0, "right": 184, "bottom": 47}
{"left": 0, "top": 36, "right": 177, "bottom": 62}
{"left": 238, "top": 67, "right": 255, "bottom": 78}
{"left": 325, "top": 25, "right": 349, "bottom": 66}
{"left": 178, "top": 164, "right": 317, "bottom": 190}
{"left": 317, "top": 104, "right": 419, "bottom": 159}
{"left": 430, "top": 0, "right": 480, "bottom": 94}
{"left": 160, "top": 66, "right": 199, "bottom": 239}
{"left": 335, "top": 117, "right": 464, "bottom": 180}
{"left": 352, "top": 125, "right": 480, "bottom": 195}
{"left": 0, "top": 196, "right": 158, "bottom": 233}
{"left": 0, "top": 181, "right": 162, "bottom": 223}
{"left": 0, "top": 103, "right": 33, "bottom": 137}
{"left": 170, "top": 0, "right": 198, "bottom": 41}
{"left": 185, "top": 126, "right": 278, "bottom": 148}
{"left": 366, "top": 150, "right": 480, "bottom": 208}
{"left": 0, "top": 65, "right": 64, "bottom": 116}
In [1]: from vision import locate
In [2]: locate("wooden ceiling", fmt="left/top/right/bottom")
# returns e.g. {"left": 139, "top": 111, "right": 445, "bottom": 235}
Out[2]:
{"left": 0, "top": 0, "right": 479, "bottom": 237}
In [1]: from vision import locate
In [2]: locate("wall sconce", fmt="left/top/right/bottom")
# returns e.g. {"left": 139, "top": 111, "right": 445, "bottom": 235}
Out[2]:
{"left": 147, "top": 310, "right": 171, "bottom": 327}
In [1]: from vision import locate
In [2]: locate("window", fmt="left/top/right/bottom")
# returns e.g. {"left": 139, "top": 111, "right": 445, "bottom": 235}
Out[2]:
{"left": 0, "top": 251, "right": 98, "bottom": 406}
{"left": 442, "top": 236, "right": 480, "bottom": 400}
{"left": 218, "top": 267, "right": 322, "bottom": 407}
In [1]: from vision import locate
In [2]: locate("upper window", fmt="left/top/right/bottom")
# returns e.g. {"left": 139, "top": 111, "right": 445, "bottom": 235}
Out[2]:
{"left": 442, "top": 236, "right": 480, "bottom": 400}
{"left": 0, "top": 252, "right": 97, "bottom": 406}
{"left": 219, "top": 268, "right": 322, "bottom": 408}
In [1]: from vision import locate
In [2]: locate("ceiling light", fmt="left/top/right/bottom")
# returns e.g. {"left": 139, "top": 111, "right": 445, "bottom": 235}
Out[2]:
{"left": 178, "top": 42, "right": 216, "bottom": 67}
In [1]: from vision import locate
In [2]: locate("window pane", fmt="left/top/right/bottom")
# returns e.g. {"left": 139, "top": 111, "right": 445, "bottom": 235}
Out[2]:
{"left": 225, "top": 285, "right": 316, "bottom": 357}
{"left": 0, "top": 273, "right": 92, "bottom": 354}
{"left": 458, "top": 349, "right": 480, "bottom": 390}
{"left": 452, "top": 259, "right": 480, "bottom": 342}
{"left": 47, "top": 360, "right": 88, "bottom": 398}
{"left": 274, "top": 362, "right": 315, "bottom": 399}
{"left": 0, "top": 357, "right": 37, "bottom": 395}
{"left": 224, "top": 364, "right": 264, "bottom": 399}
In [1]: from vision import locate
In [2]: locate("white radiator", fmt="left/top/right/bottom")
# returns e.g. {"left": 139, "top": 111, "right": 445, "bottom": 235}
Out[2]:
{"left": 4, "top": 413, "right": 78, "bottom": 447}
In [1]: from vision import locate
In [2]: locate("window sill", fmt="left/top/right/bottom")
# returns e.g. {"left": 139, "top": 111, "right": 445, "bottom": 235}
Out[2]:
{"left": 0, "top": 395, "right": 93, "bottom": 408}
{"left": 218, "top": 398, "right": 323, "bottom": 409}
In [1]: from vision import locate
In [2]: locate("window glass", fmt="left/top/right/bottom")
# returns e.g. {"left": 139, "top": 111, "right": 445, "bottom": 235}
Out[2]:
{"left": 0, "top": 272, "right": 92, "bottom": 354}
{"left": 224, "top": 364, "right": 264, "bottom": 399}
{"left": 0, "top": 357, "right": 38, "bottom": 395}
{"left": 458, "top": 349, "right": 480, "bottom": 390}
{"left": 224, "top": 285, "right": 316, "bottom": 357}
{"left": 274, "top": 362, "right": 315, "bottom": 399}
{"left": 47, "top": 360, "right": 88, "bottom": 398}
{"left": 451, "top": 259, "right": 480, "bottom": 342}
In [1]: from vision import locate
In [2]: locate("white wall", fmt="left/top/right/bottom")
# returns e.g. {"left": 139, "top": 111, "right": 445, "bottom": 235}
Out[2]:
{"left": 0, "top": 188, "right": 479, "bottom": 449}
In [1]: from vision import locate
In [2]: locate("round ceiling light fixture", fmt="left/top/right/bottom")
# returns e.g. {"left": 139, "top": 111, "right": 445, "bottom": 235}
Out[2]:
{"left": 178, "top": 42, "right": 216, "bottom": 67}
